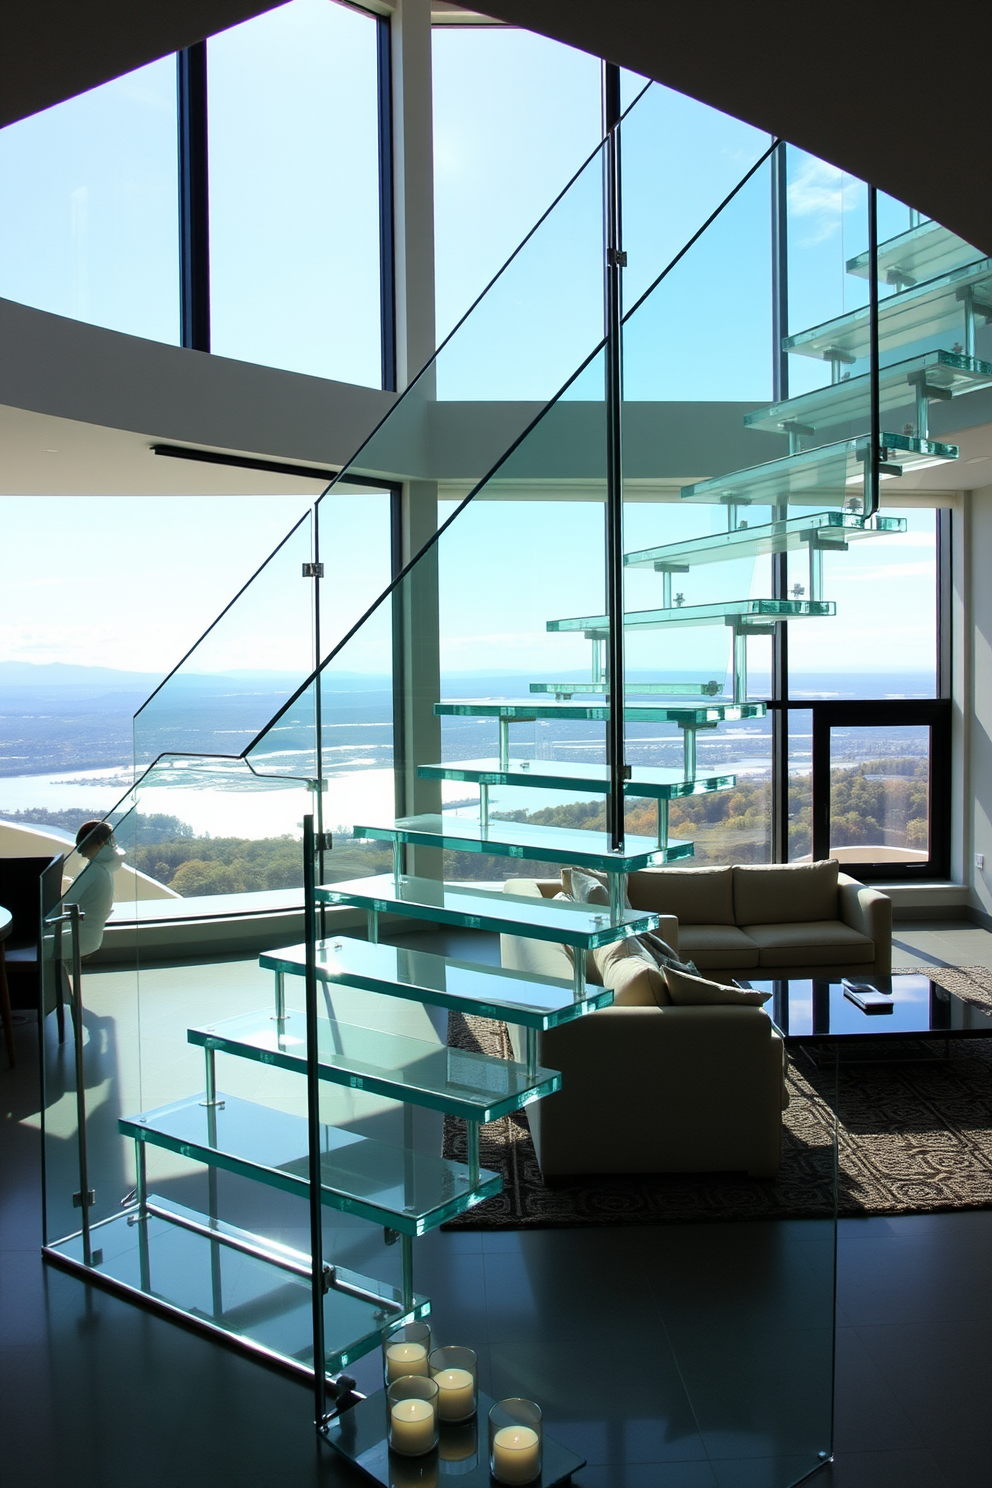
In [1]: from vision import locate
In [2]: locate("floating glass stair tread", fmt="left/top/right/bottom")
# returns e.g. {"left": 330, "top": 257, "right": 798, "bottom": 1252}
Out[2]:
{"left": 743, "top": 351, "right": 992, "bottom": 435}
{"left": 186, "top": 1016, "right": 559, "bottom": 1124}
{"left": 548, "top": 601, "right": 833, "bottom": 636}
{"left": 121, "top": 1092, "right": 502, "bottom": 1233}
{"left": 680, "top": 434, "right": 957, "bottom": 509}
{"left": 44, "top": 1196, "right": 427, "bottom": 1375}
{"left": 782, "top": 257, "right": 992, "bottom": 362}
{"left": 314, "top": 874, "right": 660, "bottom": 947}
{"left": 418, "top": 757, "right": 736, "bottom": 799}
{"left": 846, "top": 221, "right": 981, "bottom": 286}
{"left": 624, "top": 512, "right": 907, "bottom": 570}
{"left": 529, "top": 680, "right": 723, "bottom": 697}
{"left": 353, "top": 812, "right": 688, "bottom": 871}
{"left": 260, "top": 937, "right": 613, "bottom": 1029}
{"left": 435, "top": 698, "right": 767, "bottom": 722}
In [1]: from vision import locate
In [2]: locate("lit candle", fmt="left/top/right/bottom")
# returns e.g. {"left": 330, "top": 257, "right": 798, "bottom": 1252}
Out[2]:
{"left": 433, "top": 1366, "right": 475, "bottom": 1422}
{"left": 491, "top": 1425, "right": 540, "bottom": 1485}
{"left": 389, "top": 1398, "right": 435, "bottom": 1456}
{"left": 385, "top": 1342, "right": 428, "bottom": 1382}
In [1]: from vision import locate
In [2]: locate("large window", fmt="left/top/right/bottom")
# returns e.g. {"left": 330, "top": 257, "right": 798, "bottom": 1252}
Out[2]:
{"left": 208, "top": 0, "right": 383, "bottom": 385}
{"left": 0, "top": 58, "right": 180, "bottom": 343}
{"left": 432, "top": 26, "right": 602, "bottom": 346}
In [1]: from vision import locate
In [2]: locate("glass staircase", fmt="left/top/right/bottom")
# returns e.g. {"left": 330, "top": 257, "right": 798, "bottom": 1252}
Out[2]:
{"left": 39, "top": 104, "right": 991, "bottom": 1472}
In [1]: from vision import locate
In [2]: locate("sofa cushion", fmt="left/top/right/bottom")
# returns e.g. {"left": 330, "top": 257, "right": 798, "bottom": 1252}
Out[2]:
{"left": 743, "top": 919, "right": 875, "bottom": 968}
{"left": 629, "top": 866, "right": 735, "bottom": 925}
{"left": 593, "top": 937, "right": 670, "bottom": 1006}
{"left": 733, "top": 861, "right": 839, "bottom": 926}
{"left": 561, "top": 866, "right": 625, "bottom": 908}
{"left": 664, "top": 966, "right": 771, "bottom": 1007}
{"left": 676, "top": 924, "right": 761, "bottom": 970}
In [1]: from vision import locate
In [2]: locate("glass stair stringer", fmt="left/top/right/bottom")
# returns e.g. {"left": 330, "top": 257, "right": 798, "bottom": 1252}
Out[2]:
{"left": 743, "top": 350, "right": 992, "bottom": 445}
{"left": 314, "top": 872, "right": 659, "bottom": 953}
{"left": 47, "top": 1194, "right": 428, "bottom": 1381}
{"left": 351, "top": 812, "right": 690, "bottom": 874}
{"left": 417, "top": 758, "right": 737, "bottom": 857}
{"left": 624, "top": 512, "right": 907, "bottom": 604}
{"left": 678, "top": 434, "right": 958, "bottom": 515}
{"left": 259, "top": 936, "right": 615, "bottom": 1030}
{"left": 434, "top": 696, "right": 768, "bottom": 778}
{"left": 782, "top": 254, "right": 992, "bottom": 369}
{"left": 846, "top": 219, "right": 984, "bottom": 290}
{"left": 186, "top": 1011, "right": 560, "bottom": 1126}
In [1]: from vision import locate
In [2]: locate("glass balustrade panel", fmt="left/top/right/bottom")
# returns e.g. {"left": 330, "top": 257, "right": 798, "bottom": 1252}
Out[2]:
{"left": 133, "top": 510, "right": 315, "bottom": 770}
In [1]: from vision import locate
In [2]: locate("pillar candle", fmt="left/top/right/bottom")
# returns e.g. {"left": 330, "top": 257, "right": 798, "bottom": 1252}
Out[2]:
{"left": 389, "top": 1398, "right": 435, "bottom": 1455}
{"left": 491, "top": 1424, "right": 540, "bottom": 1484}
{"left": 385, "top": 1342, "right": 428, "bottom": 1383}
{"left": 433, "top": 1366, "right": 475, "bottom": 1421}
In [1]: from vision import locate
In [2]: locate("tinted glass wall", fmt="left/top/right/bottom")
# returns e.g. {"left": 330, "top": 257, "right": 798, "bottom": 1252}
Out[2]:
{"left": 0, "top": 58, "right": 180, "bottom": 342}
{"left": 208, "top": 0, "right": 382, "bottom": 385}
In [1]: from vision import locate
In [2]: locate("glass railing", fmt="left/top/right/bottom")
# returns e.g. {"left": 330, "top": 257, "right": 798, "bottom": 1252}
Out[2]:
{"left": 34, "top": 80, "right": 863, "bottom": 1484}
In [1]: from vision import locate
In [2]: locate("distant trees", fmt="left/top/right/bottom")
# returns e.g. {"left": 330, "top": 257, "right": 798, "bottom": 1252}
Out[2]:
{"left": 492, "top": 757, "right": 929, "bottom": 865}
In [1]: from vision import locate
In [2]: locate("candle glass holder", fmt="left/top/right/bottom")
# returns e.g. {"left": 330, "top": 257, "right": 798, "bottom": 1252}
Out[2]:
{"left": 382, "top": 1320, "right": 432, "bottom": 1386}
{"left": 489, "top": 1398, "right": 542, "bottom": 1485}
{"left": 387, "top": 1376, "right": 439, "bottom": 1457}
{"left": 428, "top": 1345, "right": 478, "bottom": 1422}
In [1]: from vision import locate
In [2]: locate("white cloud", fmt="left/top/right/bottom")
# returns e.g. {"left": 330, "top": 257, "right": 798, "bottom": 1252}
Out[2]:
{"left": 787, "top": 158, "right": 862, "bottom": 246}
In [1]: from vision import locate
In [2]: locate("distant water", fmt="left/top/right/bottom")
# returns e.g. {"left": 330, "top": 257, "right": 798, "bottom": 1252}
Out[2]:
{"left": 0, "top": 668, "right": 935, "bottom": 838}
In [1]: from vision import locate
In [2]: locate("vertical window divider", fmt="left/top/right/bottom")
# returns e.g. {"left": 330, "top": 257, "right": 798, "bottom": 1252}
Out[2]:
{"left": 771, "top": 139, "right": 790, "bottom": 862}
{"left": 177, "top": 41, "right": 211, "bottom": 352}
{"left": 377, "top": 13, "right": 397, "bottom": 392}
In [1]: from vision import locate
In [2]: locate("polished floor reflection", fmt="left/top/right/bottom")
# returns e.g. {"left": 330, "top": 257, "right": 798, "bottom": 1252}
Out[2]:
{"left": 1, "top": 920, "right": 990, "bottom": 1487}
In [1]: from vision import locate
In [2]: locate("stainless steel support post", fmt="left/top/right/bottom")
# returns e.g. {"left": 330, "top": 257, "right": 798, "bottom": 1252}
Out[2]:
{"left": 733, "top": 624, "right": 748, "bottom": 703}
{"left": 303, "top": 816, "right": 329, "bottom": 1427}
{"left": 866, "top": 186, "right": 881, "bottom": 518}
{"left": 134, "top": 1140, "right": 150, "bottom": 1291}
{"left": 392, "top": 840, "right": 402, "bottom": 888}
{"left": 915, "top": 380, "right": 929, "bottom": 441}
{"left": 65, "top": 905, "right": 94, "bottom": 1268}
{"left": 602, "top": 60, "right": 626, "bottom": 857}
{"left": 400, "top": 1233, "right": 414, "bottom": 1312}
{"left": 683, "top": 727, "right": 697, "bottom": 781}
{"left": 808, "top": 543, "right": 824, "bottom": 603}
{"left": 466, "top": 1119, "right": 480, "bottom": 1187}
{"left": 366, "top": 907, "right": 379, "bottom": 945}
{"left": 201, "top": 1047, "right": 223, "bottom": 1107}
{"left": 657, "top": 798, "right": 670, "bottom": 851}
{"left": 608, "top": 872, "right": 627, "bottom": 925}
{"left": 590, "top": 636, "right": 604, "bottom": 685}
{"left": 572, "top": 949, "right": 585, "bottom": 1001}
{"left": 498, "top": 718, "right": 510, "bottom": 771}
{"left": 662, "top": 571, "right": 672, "bottom": 609}
{"left": 273, "top": 970, "right": 286, "bottom": 1022}
{"left": 963, "top": 286, "right": 976, "bottom": 360}
{"left": 134, "top": 1138, "right": 148, "bottom": 1219}
{"left": 523, "top": 1027, "right": 538, "bottom": 1080}
{"left": 479, "top": 781, "right": 489, "bottom": 829}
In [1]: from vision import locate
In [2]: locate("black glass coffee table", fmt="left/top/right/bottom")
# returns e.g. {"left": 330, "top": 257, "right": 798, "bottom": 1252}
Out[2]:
{"left": 752, "top": 972, "right": 992, "bottom": 1049}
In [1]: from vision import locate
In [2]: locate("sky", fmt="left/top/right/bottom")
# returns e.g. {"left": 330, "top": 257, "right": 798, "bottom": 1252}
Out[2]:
{"left": 0, "top": 1, "right": 937, "bottom": 692}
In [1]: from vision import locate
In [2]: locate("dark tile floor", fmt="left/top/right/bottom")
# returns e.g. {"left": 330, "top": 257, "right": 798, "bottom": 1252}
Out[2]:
{"left": 2, "top": 921, "right": 990, "bottom": 1487}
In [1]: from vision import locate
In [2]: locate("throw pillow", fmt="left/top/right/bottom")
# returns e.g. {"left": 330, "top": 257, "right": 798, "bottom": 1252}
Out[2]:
{"left": 560, "top": 865, "right": 618, "bottom": 907}
{"left": 592, "top": 936, "right": 670, "bottom": 1006}
{"left": 664, "top": 965, "right": 771, "bottom": 1007}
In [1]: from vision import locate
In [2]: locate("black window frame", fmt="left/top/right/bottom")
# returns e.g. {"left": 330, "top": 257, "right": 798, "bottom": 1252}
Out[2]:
{"left": 807, "top": 698, "right": 951, "bottom": 881}
{"left": 176, "top": 0, "right": 395, "bottom": 386}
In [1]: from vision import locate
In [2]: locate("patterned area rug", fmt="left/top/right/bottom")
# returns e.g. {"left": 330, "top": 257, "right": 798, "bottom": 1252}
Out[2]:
{"left": 442, "top": 966, "right": 992, "bottom": 1228}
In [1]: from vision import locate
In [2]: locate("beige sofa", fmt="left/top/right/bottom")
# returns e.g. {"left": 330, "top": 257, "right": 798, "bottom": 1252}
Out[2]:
{"left": 498, "top": 861, "right": 891, "bottom": 1182}
{"left": 636, "top": 862, "right": 892, "bottom": 979}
